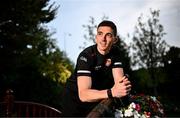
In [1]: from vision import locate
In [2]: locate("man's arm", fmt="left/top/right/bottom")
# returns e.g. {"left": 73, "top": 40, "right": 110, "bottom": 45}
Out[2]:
{"left": 77, "top": 76, "right": 109, "bottom": 102}
{"left": 112, "top": 67, "right": 124, "bottom": 84}
{"left": 77, "top": 68, "right": 131, "bottom": 102}
{"left": 111, "top": 67, "right": 131, "bottom": 98}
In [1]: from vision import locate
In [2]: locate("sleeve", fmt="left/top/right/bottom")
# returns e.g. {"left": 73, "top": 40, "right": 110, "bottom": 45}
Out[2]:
{"left": 76, "top": 52, "right": 92, "bottom": 77}
{"left": 111, "top": 46, "right": 124, "bottom": 68}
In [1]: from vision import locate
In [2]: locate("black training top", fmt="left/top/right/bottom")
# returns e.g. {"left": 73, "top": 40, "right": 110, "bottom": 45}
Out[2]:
{"left": 61, "top": 44, "right": 123, "bottom": 116}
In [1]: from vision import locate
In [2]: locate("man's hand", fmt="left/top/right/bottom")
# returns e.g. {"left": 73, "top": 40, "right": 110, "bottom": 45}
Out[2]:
{"left": 111, "top": 75, "right": 131, "bottom": 98}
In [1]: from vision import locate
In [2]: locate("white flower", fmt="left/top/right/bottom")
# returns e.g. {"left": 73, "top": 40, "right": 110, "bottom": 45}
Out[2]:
{"left": 124, "top": 108, "right": 133, "bottom": 117}
{"left": 150, "top": 96, "right": 157, "bottom": 102}
{"left": 114, "top": 95, "right": 164, "bottom": 118}
{"left": 159, "top": 108, "right": 164, "bottom": 114}
{"left": 141, "top": 114, "right": 147, "bottom": 118}
{"left": 129, "top": 102, "right": 136, "bottom": 109}
{"left": 115, "top": 109, "right": 124, "bottom": 118}
{"left": 133, "top": 110, "right": 141, "bottom": 118}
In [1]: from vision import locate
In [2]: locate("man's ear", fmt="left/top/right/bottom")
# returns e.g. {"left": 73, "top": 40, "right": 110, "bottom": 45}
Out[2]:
{"left": 113, "top": 36, "right": 118, "bottom": 44}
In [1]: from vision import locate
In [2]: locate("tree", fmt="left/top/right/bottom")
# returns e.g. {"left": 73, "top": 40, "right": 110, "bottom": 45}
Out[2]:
{"left": 0, "top": 0, "right": 58, "bottom": 82}
{"left": 0, "top": 0, "right": 73, "bottom": 107}
{"left": 131, "top": 9, "right": 169, "bottom": 95}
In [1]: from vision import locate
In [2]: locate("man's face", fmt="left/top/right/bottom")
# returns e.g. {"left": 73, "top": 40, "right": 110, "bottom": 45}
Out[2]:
{"left": 95, "top": 26, "right": 116, "bottom": 54}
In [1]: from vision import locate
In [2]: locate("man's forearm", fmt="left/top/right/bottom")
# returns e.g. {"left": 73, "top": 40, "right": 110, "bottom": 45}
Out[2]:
{"left": 78, "top": 89, "right": 108, "bottom": 102}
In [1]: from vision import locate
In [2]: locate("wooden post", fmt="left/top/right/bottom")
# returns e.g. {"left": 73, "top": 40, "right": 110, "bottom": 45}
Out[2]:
{"left": 4, "top": 89, "right": 14, "bottom": 117}
{"left": 86, "top": 99, "right": 113, "bottom": 118}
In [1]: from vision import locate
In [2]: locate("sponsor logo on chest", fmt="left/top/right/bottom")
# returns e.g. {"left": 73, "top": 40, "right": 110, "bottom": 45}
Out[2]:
{"left": 94, "top": 58, "right": 112, "bottom": 70}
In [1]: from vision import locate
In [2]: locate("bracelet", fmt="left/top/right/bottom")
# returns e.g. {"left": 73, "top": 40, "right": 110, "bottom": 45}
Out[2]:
{"left": 107, "top": 89, "right": 113, "bottom": 99}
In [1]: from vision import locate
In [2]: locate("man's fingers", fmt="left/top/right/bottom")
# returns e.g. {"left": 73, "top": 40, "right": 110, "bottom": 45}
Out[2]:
{"left": 124, "top": 74, "right": 129, "bottom": 78}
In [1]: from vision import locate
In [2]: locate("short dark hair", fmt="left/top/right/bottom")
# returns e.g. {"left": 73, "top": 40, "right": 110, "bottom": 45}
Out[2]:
{"left": 97, "top": 20, "right": 117, "bottom": 36}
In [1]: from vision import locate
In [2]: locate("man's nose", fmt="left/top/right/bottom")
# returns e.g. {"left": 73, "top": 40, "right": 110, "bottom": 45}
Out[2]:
{"left": 102, "top": 34, "right": 108, "bottom": 40}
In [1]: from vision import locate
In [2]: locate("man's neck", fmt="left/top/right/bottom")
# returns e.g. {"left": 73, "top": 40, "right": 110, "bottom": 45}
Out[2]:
{"left": 97, "top": 47, "right": 110, "bottom": 55}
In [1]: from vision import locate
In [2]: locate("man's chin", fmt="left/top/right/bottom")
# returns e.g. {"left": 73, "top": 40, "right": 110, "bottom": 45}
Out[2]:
{"left": 100, "top": 47, "right": 107, "bottom": 51}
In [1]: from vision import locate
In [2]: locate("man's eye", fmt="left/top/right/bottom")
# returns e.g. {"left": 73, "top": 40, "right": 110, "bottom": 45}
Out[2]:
{"left": 106, "top": 33, "right": 113, "bottom": 38}
{"left": 98, "top": 32, "right": 103, "bottom": 35}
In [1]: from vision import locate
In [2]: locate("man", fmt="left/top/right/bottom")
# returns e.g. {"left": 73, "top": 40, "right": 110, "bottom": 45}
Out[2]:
{"left": 61, "top": 20, "right": 132, "bottom": 117}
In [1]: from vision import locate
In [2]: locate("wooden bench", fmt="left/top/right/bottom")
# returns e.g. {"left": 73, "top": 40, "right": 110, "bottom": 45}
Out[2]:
{"left": 0, "top": 89, "right": 62, "bottom": 117}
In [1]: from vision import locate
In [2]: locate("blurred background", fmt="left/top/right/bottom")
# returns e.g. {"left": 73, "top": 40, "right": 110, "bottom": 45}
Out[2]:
{"left": 0, "top": 0, "right": 179, "bottom": 116}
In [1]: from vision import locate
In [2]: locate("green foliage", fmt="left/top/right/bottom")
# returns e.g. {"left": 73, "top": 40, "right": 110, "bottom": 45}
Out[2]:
{"left": 132, "top": 67, "right": 168, "bottom": 94}
{"left": 40, "top": 49, "right": 73, "bottom": 84}
{"left": 0, "top": 0, "right": 73, "bottom": 108}
{"left": 134, "top": 68, "right": 151, "bottom": 88}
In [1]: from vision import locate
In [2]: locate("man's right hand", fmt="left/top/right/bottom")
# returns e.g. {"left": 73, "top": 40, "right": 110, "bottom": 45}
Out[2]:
{"left": 111, "top": 76, "right": 132, "bottom": 98}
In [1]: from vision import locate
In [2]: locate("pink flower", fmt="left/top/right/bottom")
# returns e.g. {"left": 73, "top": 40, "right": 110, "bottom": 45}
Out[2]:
{"left": 115, "top": 94, "right": 164, "bottom": 118}
{"left": 144, "top": 111, "right": 151, "bottom": 118}
{"left": 135, "top": 104, "right": 141, "bottom": 112}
